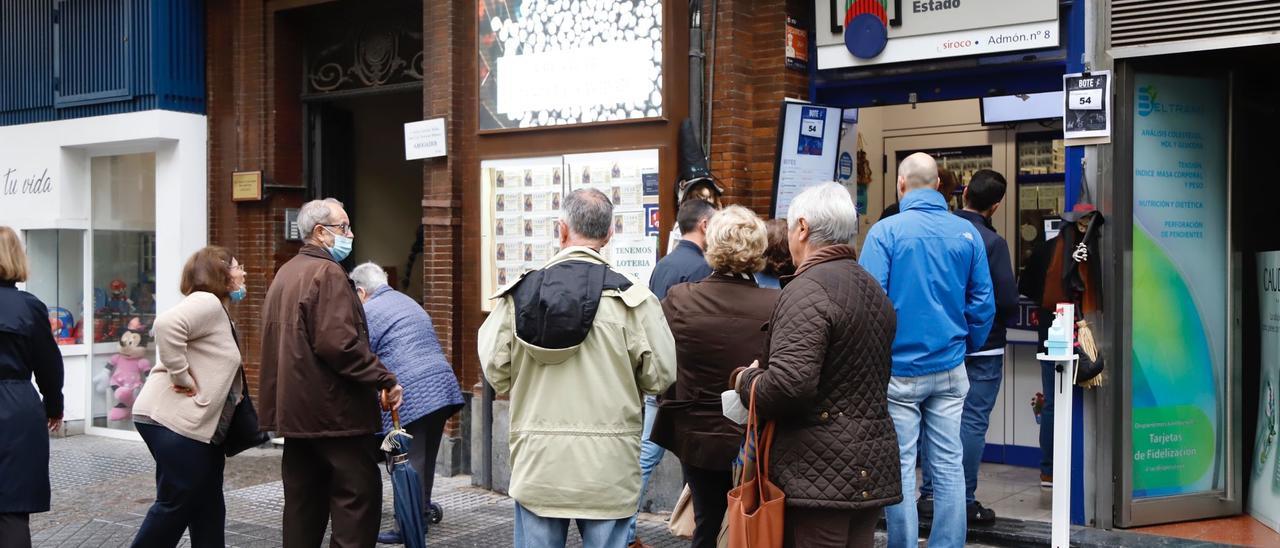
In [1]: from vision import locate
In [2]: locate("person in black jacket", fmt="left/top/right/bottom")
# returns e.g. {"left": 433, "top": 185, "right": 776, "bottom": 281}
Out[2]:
{"left": 0, "top": 226, "right": 64, "bottom": 548}
{"left": 916, "top": 171, "right": 1018, "bottom": 526}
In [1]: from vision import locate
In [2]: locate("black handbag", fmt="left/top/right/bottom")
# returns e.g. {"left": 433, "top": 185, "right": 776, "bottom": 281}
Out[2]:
{"left": 222, "top": 310, "right": 269, "bottom": 457}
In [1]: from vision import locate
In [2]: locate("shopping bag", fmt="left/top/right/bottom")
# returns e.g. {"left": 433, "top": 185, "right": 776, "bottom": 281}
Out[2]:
{"left": 668, "top": 484, "right": 696, "bottom": 538}
{"left": 725, "top": 379, "right": 785, "bottom": 548}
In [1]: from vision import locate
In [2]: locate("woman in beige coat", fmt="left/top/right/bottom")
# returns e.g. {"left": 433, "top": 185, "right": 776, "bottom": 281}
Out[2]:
{"left": 130, "top": 246, "right": 247, "bottom": 548}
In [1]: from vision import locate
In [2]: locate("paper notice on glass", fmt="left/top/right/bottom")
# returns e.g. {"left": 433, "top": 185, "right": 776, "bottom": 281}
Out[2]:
{"left": 774, "top": 102, "right": 843, "bottom": 219}
{"left": 607, "top": 236, "right": 659, "bottom": 286}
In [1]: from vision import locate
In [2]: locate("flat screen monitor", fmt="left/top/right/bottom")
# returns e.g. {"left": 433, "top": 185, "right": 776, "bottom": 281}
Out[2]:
{"left": 981, "top": 91, "right": 1063, "bottom": 125}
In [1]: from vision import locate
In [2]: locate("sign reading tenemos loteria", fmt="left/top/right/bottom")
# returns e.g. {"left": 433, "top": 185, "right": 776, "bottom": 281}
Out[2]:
{"left": 814, "top": 0, "right": 1059, "bottom": 69}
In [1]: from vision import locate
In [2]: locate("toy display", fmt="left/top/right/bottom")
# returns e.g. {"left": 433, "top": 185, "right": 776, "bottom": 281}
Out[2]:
{"left": 102, "top": 320, "right": 152, "bottom": 422}
{"left": 47, "top": 307, "right": 79, "bottom": 345}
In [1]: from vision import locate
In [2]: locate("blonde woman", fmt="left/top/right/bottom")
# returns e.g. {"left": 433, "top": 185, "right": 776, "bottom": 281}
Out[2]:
{"left": 650, "top": 206, "right": 779, "bottom": 548}
{"left": 130, "top": 246, "right": 247, "bottom": 548}
{"left": 0, "top": 226, "right": 63, "bottom": 548}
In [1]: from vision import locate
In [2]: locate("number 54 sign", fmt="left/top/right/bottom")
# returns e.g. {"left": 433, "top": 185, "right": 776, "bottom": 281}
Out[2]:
{"left": 1063, "top": 71, "right": 1112, "bottom": 143}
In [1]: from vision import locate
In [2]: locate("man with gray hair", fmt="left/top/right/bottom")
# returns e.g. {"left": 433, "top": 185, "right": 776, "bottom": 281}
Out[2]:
{"left": 730, "top": 182, "right": 901, "bottom": 546}
{"left": 479, "top": 188, "right": 676, "bottom": 548}
{"left": 350, "top": 263, "right": 464, "bottom": 544}
{"left": 261, "top": 198, "right": 403, "bottom": 548}
{"left": 860, "top": 153, "right": 994, "bottom": 548}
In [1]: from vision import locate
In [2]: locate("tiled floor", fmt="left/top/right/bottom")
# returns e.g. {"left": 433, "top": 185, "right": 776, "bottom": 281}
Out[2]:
{"left": 916, "top": 462, "right": 1053, "bottom": 522}
{"left": 1133, "top": 514, "right": 1280, "bottom": 547}
{"left": 973, "top": 463, "right": 1053, "bottom": 522}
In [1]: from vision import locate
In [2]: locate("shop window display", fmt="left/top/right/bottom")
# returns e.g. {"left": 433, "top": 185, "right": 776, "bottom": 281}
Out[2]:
{"left": 89, "top": 153, "right": 157, "bottom": 431}
{"left": 22, "top": 229, "right": 85, "bottom": 345}
{"left": 1014, "top": 133, "right": 1066, "bottom": 276}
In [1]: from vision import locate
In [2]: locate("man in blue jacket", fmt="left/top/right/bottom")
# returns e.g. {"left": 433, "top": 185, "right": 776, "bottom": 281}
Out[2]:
{"left": 917, "top": 170, "right": 1019, "bottom": 526}
{"left": 861, "top": 152, "right": 994, "bottom": 548}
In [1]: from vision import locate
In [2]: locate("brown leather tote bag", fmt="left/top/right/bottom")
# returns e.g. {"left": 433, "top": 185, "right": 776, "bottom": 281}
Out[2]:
{"left": 725, "top": 379, "right": 785, "bottom": 547}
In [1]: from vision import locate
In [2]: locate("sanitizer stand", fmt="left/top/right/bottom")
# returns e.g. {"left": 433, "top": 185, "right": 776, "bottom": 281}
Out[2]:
{"left": 1036, "top": 303, "right": 1077, "bottom": 548}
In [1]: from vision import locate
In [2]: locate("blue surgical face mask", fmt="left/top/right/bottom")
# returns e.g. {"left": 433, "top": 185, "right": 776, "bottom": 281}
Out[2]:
{"left": 229, "top": 285, "right": 247, "bottom": 303}
{"left": 323, "top": 227, "right": 353, "bottom": 262}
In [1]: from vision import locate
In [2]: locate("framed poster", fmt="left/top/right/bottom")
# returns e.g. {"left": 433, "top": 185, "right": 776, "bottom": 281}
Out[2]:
{"left": 478, "top": 0, "right": 665, "bottom": 131}
{"left": 771, "top": 101, "right": 844, "bottom": 219}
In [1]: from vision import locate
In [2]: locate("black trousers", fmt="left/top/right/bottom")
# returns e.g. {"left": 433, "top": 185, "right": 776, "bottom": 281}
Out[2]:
{"left": 282, "top": 435, "right": 382, "bottom": 548}
{"left": 782, "top": 507, "right": 881, "bottom": 548}
{"left": 0, "top": 513, "right": 31, "bottom": 548}
{"left": 681, "top": 463, "right": 734, "bottom": 548}
{"left": 132, "top": 422, "right": 226, "bottom": 548}
{"left": 405, "top": 404, "right": 459, "bottom": 514}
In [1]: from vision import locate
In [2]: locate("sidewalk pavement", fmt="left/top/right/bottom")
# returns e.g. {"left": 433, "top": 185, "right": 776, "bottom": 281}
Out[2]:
{"left": 29, "top": 435, "right": 1041, "bottom": 547}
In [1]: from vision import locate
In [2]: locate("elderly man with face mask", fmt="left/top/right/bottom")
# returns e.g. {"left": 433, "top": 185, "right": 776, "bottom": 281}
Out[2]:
{"left": 260, "top": 198, "right": 404, "bottom": 548}
{"left": 349, "top": 263, "right": 464, "bottom": 544}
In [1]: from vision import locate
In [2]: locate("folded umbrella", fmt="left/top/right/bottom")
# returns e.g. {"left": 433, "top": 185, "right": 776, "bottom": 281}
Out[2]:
{"left": 381, "top": 395, "right": 427, "bottom": 548}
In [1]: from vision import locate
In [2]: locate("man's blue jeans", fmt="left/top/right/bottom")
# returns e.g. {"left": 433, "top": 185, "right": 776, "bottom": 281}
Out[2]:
{"left": 1039, "top": 359, "right": 1055, "bottom": 476}
{"left": 514, "top": 503, "right": 629, "bottom": 548}
{"left": 885, "top": 366, "right": 969, "bottom": 548}
{"left": 627, "top": 395, "right": 666, "bottom": 543}
{"left": 919, "top": 354, "right": 1004, "bottom": 504}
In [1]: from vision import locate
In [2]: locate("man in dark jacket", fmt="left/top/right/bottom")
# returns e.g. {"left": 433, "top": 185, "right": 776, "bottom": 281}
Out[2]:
{"left": 649, "top": 198, "right": 716, "bottom": 300}
{"left": 260, "top": 198, "right": 403, "bottom": 548}
{"left": 628, "top": 197, "right": 716, "bottom": 547}
{"left": 733, "top": 183, "right": 900, "bottom": 547}
{"left": 918, "top": 170, "right": 1018, "bottom": 525}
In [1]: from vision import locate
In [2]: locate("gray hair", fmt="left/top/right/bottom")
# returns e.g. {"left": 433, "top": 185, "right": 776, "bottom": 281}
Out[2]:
{"left": 296, "top": 198, "right": 344, "bottom": 236}
{"left": 561, "top": 188, "right": 613, "bottom": 240}
{"left": 898, "top": 152, "right": 939, "bottom": 189}
{"left": 349, "top": 262, "right": 389, "bottom": 292}
{"left": 787, "top": 183, "right": 858, "bottom": 245}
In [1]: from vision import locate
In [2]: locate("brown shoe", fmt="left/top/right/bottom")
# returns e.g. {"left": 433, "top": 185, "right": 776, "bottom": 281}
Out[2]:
{"left": 1040, "top": 473, "right": 1053, "bottom": 488}
{"left": 629, "top": 541, "right": 653, "bottom": 548}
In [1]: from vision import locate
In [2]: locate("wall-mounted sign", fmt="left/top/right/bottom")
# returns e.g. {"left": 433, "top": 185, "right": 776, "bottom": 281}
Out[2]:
{"left": 772, "top": 102, "right": 844, "bottom": 219}
{"left": 404, "top": 118, "right": 447, "bottom": 160}
{"left": 1063, "top": 71, "right": 1112, "bottom": 144}
{"left": 1249, "top": 251, "right": 1280, "bottom": 533}
{"left": 478, "top": 0, "right": 665, "bottom": 131}
{"left": 231, "top": 171, "right": 263, "bottom": 202}
{"left": 284, "top": 208, "right": 302, "bottom": 241}
{"left": 785, "top": 16, "right": 808, "bottom": 70}
{"left": 815, "top": 0, "right": 1058, "bottom": 69}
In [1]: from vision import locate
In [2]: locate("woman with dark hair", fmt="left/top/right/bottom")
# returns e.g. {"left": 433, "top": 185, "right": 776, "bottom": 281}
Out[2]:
{"left": 0, "top": 226, "right": 64, "bottom": 548}
{"left": 130, "top": 246, "right": 249, "bottom": 548}
{"left": 755, "top": 219, "right": 795, "bottom": 289}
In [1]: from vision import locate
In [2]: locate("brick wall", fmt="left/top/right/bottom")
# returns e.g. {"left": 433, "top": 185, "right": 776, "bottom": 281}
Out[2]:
{"left": 705, "top": 0, "right": 811, "bottom": 216}
{"left": 205, "top": 0, "right": 804, "bottom": 430}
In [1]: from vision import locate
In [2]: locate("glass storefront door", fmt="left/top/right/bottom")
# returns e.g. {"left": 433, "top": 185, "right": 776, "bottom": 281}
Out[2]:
{"left": 88, "top": 153, "right": 158, "bottom": 433}
{"left": 1116, "top": 65, "right": 1240, "bottom": 527}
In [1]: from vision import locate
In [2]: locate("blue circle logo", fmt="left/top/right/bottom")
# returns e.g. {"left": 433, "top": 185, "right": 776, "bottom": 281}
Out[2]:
{"left": 845, "top": 13, "right": 888, "bottom": 59}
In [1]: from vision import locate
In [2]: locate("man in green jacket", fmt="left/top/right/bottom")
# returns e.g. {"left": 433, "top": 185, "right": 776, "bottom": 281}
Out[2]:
{"left": 480, "top": 188, "right": 677, "bottom": 548}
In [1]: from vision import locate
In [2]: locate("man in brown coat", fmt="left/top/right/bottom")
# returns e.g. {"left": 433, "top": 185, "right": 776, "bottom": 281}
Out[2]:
{"left": 260, "top": 198, "right": 404, "bottom": 548}
{"left": 732, "top": 183, "right": 900, "bottom": 548}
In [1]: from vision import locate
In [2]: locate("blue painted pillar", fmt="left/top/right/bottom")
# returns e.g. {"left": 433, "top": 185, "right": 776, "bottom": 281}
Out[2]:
{"left": 1062, "top": 0, "right": 1088, "bottom": 527}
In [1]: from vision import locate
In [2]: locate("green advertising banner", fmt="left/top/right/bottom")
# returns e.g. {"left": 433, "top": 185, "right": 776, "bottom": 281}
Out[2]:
{"left": 1130, "top": 74, "right": 1228, "bottom": 499}
{"left": 1249, "top": 251, "right": 1280, "bottom": 532}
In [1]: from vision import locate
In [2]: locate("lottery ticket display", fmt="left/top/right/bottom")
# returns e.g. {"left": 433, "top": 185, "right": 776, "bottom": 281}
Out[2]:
{"left": 481, "top": 150, "right": 661, "bottom": 310}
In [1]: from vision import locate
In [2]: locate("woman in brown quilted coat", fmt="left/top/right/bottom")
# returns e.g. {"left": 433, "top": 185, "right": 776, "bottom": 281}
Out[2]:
{"left": 651, "top": 206, "right": 780, "bottom": 548}
{"left": 732, "top": 183, "right": 901, "bottom": 548}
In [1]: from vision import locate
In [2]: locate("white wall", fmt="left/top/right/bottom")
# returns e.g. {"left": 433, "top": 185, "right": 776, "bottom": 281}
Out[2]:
{"left": 0, "top": 110, "right": 207, "bottom": 428}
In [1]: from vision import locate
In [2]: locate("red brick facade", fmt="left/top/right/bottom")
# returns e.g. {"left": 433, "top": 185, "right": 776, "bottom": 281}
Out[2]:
{"left": 206, "top": 0, "right": 807, "bottom": 437}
